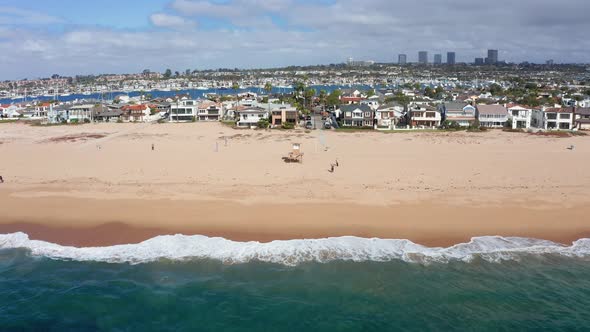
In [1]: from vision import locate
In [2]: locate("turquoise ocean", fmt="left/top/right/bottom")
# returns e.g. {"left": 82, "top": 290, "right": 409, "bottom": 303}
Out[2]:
{"left": 1, "top": 233, "right": 590, "bottom": 331}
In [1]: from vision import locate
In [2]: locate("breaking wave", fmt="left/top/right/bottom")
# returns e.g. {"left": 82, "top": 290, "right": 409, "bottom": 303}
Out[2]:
{"left": 1, "top": 233, "right": 589, "bottom": 265}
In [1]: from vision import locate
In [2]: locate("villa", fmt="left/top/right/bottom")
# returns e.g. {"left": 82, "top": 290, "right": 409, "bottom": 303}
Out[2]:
{"left": 170, "top": 99, "right": 199, "bottom": 122}
{"left": 542, "top": 107, "right": 574, "bottom": 130}
{"left": 375, "top": 102, "right": 404, "bottom": 130}
{"left": 340, "top": 104, "right": 374, "bottom": 127}
{"left": 440, "top": 101, "right": 476, "bottom": 127}
{"left": 574, "top": 107, "right": 590, "bottom": 130}
{"left": 507, "top": 104, "right": 533, "bottom": 129}
{"left": 236, "top": 107, "right": 268, "bottom": 128}
{"left": 270, "top": 106, "right": 298, "bottom": 127}
{"left": 409, "top": 104, "right": 442, "bottom": 128}
{"left": 197, "top": 101, "right": 222, "bottom": 121}
{"left": 477, "top": 104, "right": 508, "bottom": 128}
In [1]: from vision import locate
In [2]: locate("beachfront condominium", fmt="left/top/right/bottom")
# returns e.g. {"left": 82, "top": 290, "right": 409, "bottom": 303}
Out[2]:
{"left": 487, "top": 49, "right": 498, "bottom": 64}
{"left": 433, "top": 54, "right": 442, "bottom": 65}
{"left": 447, "top": 52, "right": 456, "bottom": 65}
{"left": 398, "top": 54, "right": 407, "bottom": 65}
{"left": 418, "top": 51, "right": 428, "bottom": 64}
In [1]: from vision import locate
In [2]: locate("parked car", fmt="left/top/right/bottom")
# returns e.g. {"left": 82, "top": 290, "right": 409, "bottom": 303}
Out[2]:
{"left": 305, "top": 121, "right": 313, "bottom": 129}
{"left": 305, "top": 115, "right": 312, "bottom": 121}
{"left": 324, "top": 122, "right": 332, "bottom": 129}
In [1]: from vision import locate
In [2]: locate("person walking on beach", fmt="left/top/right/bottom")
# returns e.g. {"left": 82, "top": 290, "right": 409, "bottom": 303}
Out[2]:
{"left": 335, "top": 159, "right": 339, "bottom": 167}
{"left": 0, "top": 175, "right": 4, "bottom": 183}
{"left": 151, "top": 143, "right": 155, "bottom": 151}
{"left": 329, "top": 164, "right": 335, "bottom": 173}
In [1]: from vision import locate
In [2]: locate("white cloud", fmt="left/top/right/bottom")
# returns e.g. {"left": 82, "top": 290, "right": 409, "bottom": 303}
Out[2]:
{"left": 0, "top": 7, "right": 63, "bottom": 25}
{"left": 1, "top": 0, "right": 590, "bottom": 79}
{"left": 150, "top": 13, "right": 197, "bottom": 29}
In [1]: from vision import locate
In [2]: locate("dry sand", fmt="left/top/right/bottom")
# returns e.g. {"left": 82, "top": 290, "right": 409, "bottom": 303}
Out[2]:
{"left": 0, "top": 121, "right": 589, "bottom": 247}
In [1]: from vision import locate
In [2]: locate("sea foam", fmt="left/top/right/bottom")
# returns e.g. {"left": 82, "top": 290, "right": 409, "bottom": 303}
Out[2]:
{"left": 1, "top": 233, "right": 589, "bottom": 265}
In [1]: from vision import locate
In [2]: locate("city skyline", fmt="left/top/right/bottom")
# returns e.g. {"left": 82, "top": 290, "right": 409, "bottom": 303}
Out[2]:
{"left": 0, "top": 0, "right": 589, "bottom": 79}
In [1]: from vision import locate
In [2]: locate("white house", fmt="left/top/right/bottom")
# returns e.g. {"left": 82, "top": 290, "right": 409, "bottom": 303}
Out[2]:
{"left": 170, "top": 99, "right": 199, "bottom": 122}
{"left": 477, "top": 104, "right": 508, "bottom": 128}
{"left": 507, "top": 104, "right": 533, "bottom": 129}
{"left": 409, "top": 104, "right": 442, "bottom": 128}
{"left": 360, "top": 99, "right": 380, "bottom": 111}
{"left": 375, "top": 103, "right": 405, "bottom": 130}
{"left": 67, "top": 104, "right": 95, "bottom": 123}
{"left": 236, "top": 107, "right": 268, "bottom": 128}
{"left": 542, "top": 107, "right": 575, "bottom": 130}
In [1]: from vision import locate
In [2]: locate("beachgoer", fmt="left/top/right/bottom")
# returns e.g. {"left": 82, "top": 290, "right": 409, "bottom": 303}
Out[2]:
{"left": 335, "top": 159, "right": 339, "bottom": 167}
{"left": 0, "top": 176, "right": 4, "bottom": 183}
{"left": 151, "top": 143, "right": 155, "bottom": 151}
{"left": 329, "top": 164, "right": 335, "bottom": 173}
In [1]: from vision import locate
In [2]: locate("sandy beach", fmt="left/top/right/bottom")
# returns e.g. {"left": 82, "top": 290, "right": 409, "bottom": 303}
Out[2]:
{"left": 1, "top": 121, "right": 589, "bottom": 247}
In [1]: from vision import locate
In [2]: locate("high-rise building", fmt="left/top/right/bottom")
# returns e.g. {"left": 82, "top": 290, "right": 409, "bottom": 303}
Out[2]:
{"left": 418, "top": 51, "right": 428, "bottom": 64}
{"left": 447, "top": 52, "right": 456, "bottom": 65}
{"left": 398, "top": 54, "right": 407, "bottom": 65}
{"left": 487, "top": 49, "right": 498, "bottom": 64}
{"left": 546, "top": 59, "right": 554, "bottom": 66}
{"left": 434, "top": 54, "right": 442, "bottom": 65}
{"left": 475, "top": 58, "right": 484, "bottom": 65}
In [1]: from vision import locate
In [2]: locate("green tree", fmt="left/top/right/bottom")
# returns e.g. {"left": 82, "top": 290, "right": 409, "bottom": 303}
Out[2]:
{"left": 264, "top": 82, "right": 273, "bottom": 95}
{"left": 489, "top": 83, "right": 503, "bottom": 96}
{"left": 366, "top": 89, "right": 375, "bottom": 98}
{"left": 326, "top": 89, "right": 341, "bottom": 107}
{"left": 164, "top": 69, "right": 172, "bottom": 78}
{"left": 232, "top": 82, "right": 240, "bottom": 90}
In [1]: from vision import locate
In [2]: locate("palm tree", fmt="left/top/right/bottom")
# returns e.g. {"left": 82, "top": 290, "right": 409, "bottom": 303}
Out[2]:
{"left": 264, "top": 82, "right": 273, "bottom": 95}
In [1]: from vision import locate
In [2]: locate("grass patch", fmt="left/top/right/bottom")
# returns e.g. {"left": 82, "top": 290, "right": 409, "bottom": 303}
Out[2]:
{"left": 0, "top": 119, "right": 20, "bottom": 124}
{"left": 533, "top": 131, "right": 587, "bottom": 137}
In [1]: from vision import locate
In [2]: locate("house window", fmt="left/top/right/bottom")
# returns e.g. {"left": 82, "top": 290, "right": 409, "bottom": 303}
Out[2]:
{"left": 345, "top": 112, "right": 351, "bottom": 117}
{"left": 559, "top": 122, "right": 570, "bottom": 129}
{"left": 364, "top": 112, "right": 371, "bottom": 117}
{"left": 364, "top": 120, "right": 373, "bottom": 126}
{"left": 560, "top": 113, "right": 571, "bottom": 119}
{"left": 547, "top": 113, "right": 557, "bottom": 120}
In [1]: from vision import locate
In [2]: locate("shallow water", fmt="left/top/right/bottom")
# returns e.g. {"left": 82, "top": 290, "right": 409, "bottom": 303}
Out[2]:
{"left": 1, "top": 235, "right": 590, "bottom": 331}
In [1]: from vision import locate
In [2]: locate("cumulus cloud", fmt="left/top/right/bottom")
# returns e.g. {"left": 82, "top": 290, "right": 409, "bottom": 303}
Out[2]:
{"left": 150, "top": 13, "right": 197, "bottom": 29}
{"left": 1, "top": 0, "right": 590, "bottom": 79}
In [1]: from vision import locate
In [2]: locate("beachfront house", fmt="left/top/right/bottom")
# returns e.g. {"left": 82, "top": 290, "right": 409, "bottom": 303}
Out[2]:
{"left": 121, "top": 104, "right": 151, "bottom": 122}
{"left": 575, "top": 108, "right": 590, "bottom": 130}
{"left": 409, "top": 104, "right": 442, "bottom": 128}
{"left": 507, "top": 104, "right": 533, "bottom": 129}
{"left": 95, "top": 109, "right": 123, "bottom": 122}
{"left": 197, "top": 101, "right": 222, "bottom": 121}
{"left": 542, "top": 107, "right": 575, "bottom": 130}
{"left": 236, "top": 107, "right": 268, "bottom": 128}
{"left": 67, "top": 104, "right": 96, "bottom": 123}
{"left": 375, "top": 103, "right": 405, "bottom": 130}
{"left": 0, "top": 104, "right": 22, "bottom": 118}
{"left": 170, "top": 99, "right": 198, "bottom": 122}
{"left": 477, "top": 104, "right": 508, "bottom": 128}
{"left": 340, "top": 104, "right": 374, "bottom": 128}
{"left": 271, "top": 106, "right": 298, "bottom": 127}
{"left": 440, "top": 101, "right": 476, "bottom": 127}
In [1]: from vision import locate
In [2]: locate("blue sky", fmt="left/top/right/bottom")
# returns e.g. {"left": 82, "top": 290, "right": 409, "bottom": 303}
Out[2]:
{"left": 0, "top": 0, "right": 589, "bottom": 80}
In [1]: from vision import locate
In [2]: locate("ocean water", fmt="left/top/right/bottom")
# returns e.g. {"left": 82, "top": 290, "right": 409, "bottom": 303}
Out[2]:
{"left": 1, "top": 233, "right": 590, "bottom": 331}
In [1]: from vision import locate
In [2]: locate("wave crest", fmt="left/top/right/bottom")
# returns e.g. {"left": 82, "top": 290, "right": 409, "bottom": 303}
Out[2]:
{"left": 1, "top": 233, "right": 589, "bottom": 265}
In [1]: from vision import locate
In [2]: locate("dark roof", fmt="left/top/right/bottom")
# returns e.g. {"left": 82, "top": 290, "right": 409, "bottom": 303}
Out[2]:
{"left": 378, "top": 102, "right": 403, "bottom": 110}
{"left": 444, "top": 101, "right": 470, "bottom": 111}
{"left": 575, "top": 107, "right": 590, "bottom": 115}
{"left": 96, "top": 110, "right": 123, "bottom": 117}
{"left": 340, "top": 104, "right": 373, "bottom": 113}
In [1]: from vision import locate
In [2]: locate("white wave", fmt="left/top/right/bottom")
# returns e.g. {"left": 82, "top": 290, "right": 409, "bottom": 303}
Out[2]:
{"left": 0, "top": 233, "right": 589, "bottom": 265}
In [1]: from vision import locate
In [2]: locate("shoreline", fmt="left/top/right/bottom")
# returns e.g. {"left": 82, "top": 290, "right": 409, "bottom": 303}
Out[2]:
{"left": 1, "top": 194, "right": 589, "bottom": 248}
